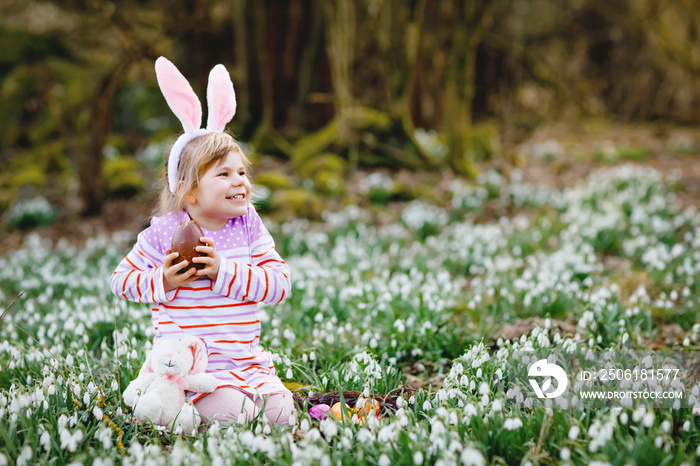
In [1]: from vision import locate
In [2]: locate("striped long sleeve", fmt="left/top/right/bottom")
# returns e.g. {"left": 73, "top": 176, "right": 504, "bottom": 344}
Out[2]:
{"left": 212, "top": 209, "right": 291, "bottom": 304}
{"left": 110, "top": 228, "right": 172, "bottom": 304}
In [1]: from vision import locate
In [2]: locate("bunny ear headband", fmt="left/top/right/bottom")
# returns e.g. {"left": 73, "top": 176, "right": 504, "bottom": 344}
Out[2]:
{"left": 155, "top": 56, "right": 237, "bottom": 193}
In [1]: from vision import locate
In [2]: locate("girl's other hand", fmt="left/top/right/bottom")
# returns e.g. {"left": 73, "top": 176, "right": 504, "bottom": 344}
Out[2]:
{"left": 193, "top": 237, "right": 221, "bottom": 282}
{"left": 163, "top": 249, "right": 198, "bottom": 291}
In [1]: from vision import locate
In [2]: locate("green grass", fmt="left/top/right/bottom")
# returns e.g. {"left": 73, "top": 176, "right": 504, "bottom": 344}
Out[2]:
{"left": 0, "top": 163, "right": 699, "bottom": 464}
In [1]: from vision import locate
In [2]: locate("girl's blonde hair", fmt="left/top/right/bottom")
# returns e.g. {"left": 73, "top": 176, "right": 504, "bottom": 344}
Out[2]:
{"left": 154, "top": 132, "right": 250, "bottom": 217}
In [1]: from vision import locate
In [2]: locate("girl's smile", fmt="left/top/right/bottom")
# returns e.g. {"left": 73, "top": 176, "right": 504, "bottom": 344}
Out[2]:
{"left": 185, "top": 150, "right": 251, "bottom": 230}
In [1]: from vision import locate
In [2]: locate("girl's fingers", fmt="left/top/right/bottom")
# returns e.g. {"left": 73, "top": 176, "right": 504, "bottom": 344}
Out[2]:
{"left": 200, "top": 237, "right": 215, "bottom": 248}
{"left": 171, "top": 258, "right": 190, "bottom": 272}
{"left": 182, "top": 267, "right": 198, "bottom": 281}
{"left": 192, "top": 249, "right": 215, "bottom": 262}
{"left": 168, "top": 264, "right": 197, "bottom": 283}
{"left": 164, "top": 251, "right": 179, "bottom": 266}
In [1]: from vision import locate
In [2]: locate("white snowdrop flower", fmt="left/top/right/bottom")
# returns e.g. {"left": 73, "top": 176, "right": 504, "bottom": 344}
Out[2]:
{"left": 97, "top": 425, "right": 113, "bottom": 449}
{"left": 357, "top": 428, "right": 374, "bottom": 444}
{"left": 409, "top": 396, "right": 416, "bottom": 405}
{"left": 16, "top": 446, "right": 32, "bottom": 466}
{"left": 661, "top": 420, "right": 671, "bottom": 433}
{"left": 111, "top": 379, "right": 119, "bottom": 391}
{"left": 378, "top": 425, "right": 398, "bottom": 443}
{"left": 503, "top": 418, "right": 523, "bottom": 430}
{"left": 460, "top": 447, "right": 485, "bottom": 466}
{"left": 93, "top": 406, "right": 103, "bottom": 420}
{"left": 285, "top": 369, "right": 293, "bottom": 379}
{"left": 683, "top": 420, "right": 690, "bottom": 432}
{"left": 34, "top": 387, "right": 45, "bottom": 403}
{"left": 40, "top": 430, "right": 51, "bottom": 451}
{"left": 263, "top": 424, "right": 271, "bottom": 435}
{"left": 642, "top": 412, "right": 655, "bottom": 428}
{"left": 619, "top": 412, "right": 628, "bottom": 425}
{"left": 422, "top": 399, "right": 432, "bottom": 411}
{"left": 560, "top": 447, "right": 571, "bottom": 461}
{"left": 48, "top": 385, "right": 56, "bottom": 396}
{"left": 319, "top": 418, "right": 338, "bottom": 438}
{"left": 491, "top": 399, "right": 502, "bottom": 413}
{"left": 478, "top": 382, "right": 489, "bottom": 395}
{"left": 59, "top": 428, "right": 84, "bottom": 452}
{"left": 65, "top": 354, "right": 74, "bottom": 366}
{"left": 396, "top": 397, "right": 406, "bottom": 408}
{"left": 0, "top": 453, "right": 8, "bottom": 466}
{"left": 83, "top": 392, "right": 90, "bottom": 405}
{"left": 464, "top": 403, "right": 477, "bottom": 417}
{"left": 568, "top": 425, "right": 580, "bottom": 440}
{"left": 413, "top": 451, "right": 424, "bottom": 465}
{"left": 655, "top": 436, "right": 663, "bottom": 448}
{"left": 299, "top": 419, "right": 310, "bottom": 432}
{"left": 378, "top": 454, "right": 391, "bottom": 466}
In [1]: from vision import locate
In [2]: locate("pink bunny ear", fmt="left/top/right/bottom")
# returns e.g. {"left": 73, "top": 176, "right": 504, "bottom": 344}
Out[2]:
{"left": 155, "top": 57, "right": 202, "bottom": 134}
{"left": 206, "top": 64, "right": 237, "bottom": 132}
{"left": 183, "top": 337, "right": 208, "bottom": 375}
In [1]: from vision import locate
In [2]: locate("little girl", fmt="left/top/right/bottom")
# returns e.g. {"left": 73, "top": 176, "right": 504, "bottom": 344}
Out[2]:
{"left": 111, "top": 57, "right": 295, "bottom": 426}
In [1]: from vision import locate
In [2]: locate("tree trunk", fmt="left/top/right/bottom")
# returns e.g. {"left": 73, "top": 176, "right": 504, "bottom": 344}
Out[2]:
{"left": 79, "top": 55, "right": 132, "bottom": 216}
{"left": 445, "top": 0, "right": 495, "bottom": 176}
{"left": 324, "top": 0, "right": 357, "bottom": 167}
{"left": 236, "top": 0, "right": 265, "bottom": 140}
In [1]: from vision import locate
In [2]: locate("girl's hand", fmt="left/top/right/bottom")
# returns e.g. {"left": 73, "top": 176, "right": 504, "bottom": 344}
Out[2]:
{"left": 193, "top": 237, "right": 221, "bottom": 282}
{"left": 163, "top": 249, "right": 198, "bottom": 291}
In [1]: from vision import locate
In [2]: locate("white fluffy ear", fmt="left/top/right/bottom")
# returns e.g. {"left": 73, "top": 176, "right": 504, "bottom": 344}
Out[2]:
{"left": 155, "top": 56, "right": 203, "bottom": 134}
{"left": 206, "top": 64, "right": 236, "bottom": 132}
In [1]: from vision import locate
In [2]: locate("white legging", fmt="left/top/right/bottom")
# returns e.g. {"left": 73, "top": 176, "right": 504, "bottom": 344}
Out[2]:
{"left": 194, "top": 387, "right": 296, "bottom": 426}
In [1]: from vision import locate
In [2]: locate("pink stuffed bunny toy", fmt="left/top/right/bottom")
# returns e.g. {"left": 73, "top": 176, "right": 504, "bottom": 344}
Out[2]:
{"left": 123, "top": 336, "right": 217, "bottom": 432}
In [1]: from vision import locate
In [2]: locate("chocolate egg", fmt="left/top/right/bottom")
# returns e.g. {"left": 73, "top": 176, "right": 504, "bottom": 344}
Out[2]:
{"left": 309, "top": 403, "right": 332, "bottom": 420}
{"left": 171, "top": 220, "right": 207, "bottom": 274}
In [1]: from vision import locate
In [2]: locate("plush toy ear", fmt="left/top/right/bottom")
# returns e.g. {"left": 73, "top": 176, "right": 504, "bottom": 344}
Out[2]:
{"left": 140, "top": 349, "right": 155, "bottom": 374}
{"left": 206, "top": 64, "right": 236, "bottom": 132}
{"left": 182, "top": 336, "right": 208, "bottom": 375}
{"left": 155, "top": 56, "right": 203, "bottom": 134}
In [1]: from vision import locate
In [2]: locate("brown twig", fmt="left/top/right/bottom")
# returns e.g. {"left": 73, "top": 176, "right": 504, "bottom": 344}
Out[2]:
{"left": 0, "top": 289, "right": 27, "bottom": 323}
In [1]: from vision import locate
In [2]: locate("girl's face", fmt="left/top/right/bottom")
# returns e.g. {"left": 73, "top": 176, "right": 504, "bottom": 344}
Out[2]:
{"left": 185, "top": 150, "right": 251, "bottom": 230}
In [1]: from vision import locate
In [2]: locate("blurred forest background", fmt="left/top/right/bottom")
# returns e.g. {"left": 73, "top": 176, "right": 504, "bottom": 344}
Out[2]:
{"left": 1, "top": 0, "right": 700, "bottom": 235}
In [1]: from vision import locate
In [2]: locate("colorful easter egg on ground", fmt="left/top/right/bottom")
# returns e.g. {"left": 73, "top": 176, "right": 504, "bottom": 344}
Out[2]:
{"left": 355, "top": 398, "right": 381, "bottom": 419}
{"left": 330, "top": 402, "right": 352, "bottom": 421}
{"left": 309, "top": 403, "right": 332, "bottom": 420}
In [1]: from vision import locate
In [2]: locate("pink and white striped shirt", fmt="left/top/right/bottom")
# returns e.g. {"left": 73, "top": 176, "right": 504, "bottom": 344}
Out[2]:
{"left": 111, "top": 204, "right": 291, "bottom": 401}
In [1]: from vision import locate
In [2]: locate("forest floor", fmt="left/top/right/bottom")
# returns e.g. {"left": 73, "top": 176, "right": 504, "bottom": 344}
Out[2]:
{"left": 3, "top": 120, "right": 700, "bottom": 254}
